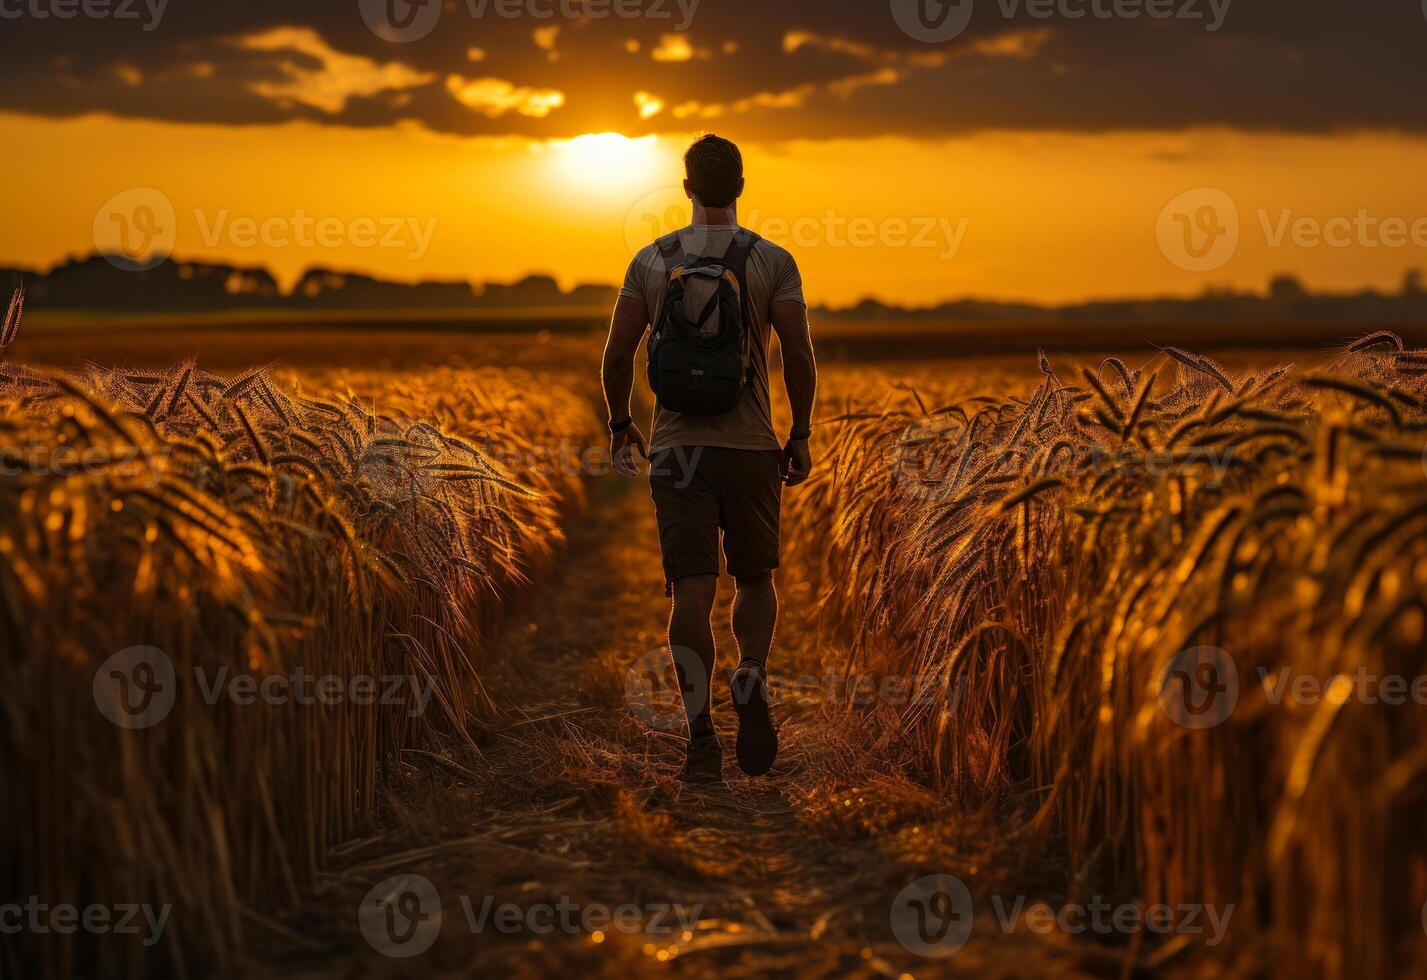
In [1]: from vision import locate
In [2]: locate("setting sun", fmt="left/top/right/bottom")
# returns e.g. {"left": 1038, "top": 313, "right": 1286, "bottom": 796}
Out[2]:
{"left": 541, "top": 132, "right": 670, "bottom": 197}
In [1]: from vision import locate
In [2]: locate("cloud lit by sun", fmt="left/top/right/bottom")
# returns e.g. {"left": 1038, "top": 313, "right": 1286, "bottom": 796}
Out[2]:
{"left": 634, "top": 92, "right": 665, "bottom": 120}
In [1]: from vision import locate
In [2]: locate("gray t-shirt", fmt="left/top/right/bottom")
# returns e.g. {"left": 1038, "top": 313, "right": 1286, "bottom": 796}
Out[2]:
{"left": 621, "top": 224, "right": 805, "bottom": 454}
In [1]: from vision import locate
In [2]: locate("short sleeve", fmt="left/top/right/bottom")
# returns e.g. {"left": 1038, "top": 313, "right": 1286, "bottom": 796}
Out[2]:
{"left": 618, "top": 247, "right": 654, "bottom": 306}
{"left": 771, "top": 251, "right": 806, "bottom": 307}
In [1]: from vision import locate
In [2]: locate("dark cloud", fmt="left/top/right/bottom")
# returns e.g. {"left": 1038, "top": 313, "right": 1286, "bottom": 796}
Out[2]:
{"left": 0, "top": 0, "right": 1421, "bottom": 137}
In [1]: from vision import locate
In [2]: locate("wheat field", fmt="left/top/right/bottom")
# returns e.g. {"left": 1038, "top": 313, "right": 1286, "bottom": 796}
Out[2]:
{"left": 785, "top": 337, "right": 1427, "bottom": 976}
{"left": 5, "top": 270, "right": 1426, "bottom": 978}
{"left": 0, "top": 286, "right": 601, "bottom": 976}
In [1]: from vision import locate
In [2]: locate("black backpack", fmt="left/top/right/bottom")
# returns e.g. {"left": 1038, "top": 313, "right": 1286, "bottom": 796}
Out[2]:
{"left": 646, "top": 229, "right": 761, "bottom": 416}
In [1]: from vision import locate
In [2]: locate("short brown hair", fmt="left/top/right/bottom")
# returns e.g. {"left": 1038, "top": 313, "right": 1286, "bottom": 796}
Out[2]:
{"left": 684, "top": 134, "right": 743, "bottom": 209}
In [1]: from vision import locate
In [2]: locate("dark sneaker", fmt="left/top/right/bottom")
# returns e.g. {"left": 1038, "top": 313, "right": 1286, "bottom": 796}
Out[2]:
{"left": 731, "top": 662, "right": 778, "bottom": 776}
{"left": 679, "top": 733, "right": 724, "bottom": 786}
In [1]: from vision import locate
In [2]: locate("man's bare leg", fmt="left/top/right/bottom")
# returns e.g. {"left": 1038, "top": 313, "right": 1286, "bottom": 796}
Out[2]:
{"left": 730, "top": 571, "right": 779, "bottom": 776}
{"left": 731, "top": 571, "right": 777, "bottom": 670}
{"left": 668, "top": 573, "right": 718, "bottom": 738}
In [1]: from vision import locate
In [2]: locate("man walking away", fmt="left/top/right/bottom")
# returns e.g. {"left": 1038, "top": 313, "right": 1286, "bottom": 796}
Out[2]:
{"left": 600, "top": 134, "right": 818, "bottom": 785}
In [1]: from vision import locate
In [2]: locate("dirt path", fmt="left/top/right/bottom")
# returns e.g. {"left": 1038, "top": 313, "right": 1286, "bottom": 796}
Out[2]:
{"left": 263, "top": 476, "right": 1110, "bottom": 979}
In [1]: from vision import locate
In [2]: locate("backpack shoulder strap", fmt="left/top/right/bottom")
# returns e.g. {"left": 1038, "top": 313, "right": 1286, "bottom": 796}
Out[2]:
{"left": 721, "top": 229, "right": 760, "bottom": 286}
{"left": 720, "top": 229, "right": 762, "bottom": 382}
{"left": 655, "top": 232, "right": 684, "bottom": 272}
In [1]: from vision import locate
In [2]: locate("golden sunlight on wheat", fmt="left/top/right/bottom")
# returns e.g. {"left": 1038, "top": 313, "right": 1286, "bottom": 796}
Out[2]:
{"left": 5, "top": 278, "right": 1427, "bottom": 976}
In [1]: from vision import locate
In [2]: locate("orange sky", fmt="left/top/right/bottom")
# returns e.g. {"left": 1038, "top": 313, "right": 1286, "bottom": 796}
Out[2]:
{"left": 5, "top": 110, "right": 1427, "bottom": 307}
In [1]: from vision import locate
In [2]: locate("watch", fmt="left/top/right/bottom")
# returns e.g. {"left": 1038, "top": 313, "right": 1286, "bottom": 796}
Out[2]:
{"left": 789, "top": 427, "right": 812, "bottom": 441}
{"left": 608, "top": 416, "right": 633, "bottom": 435}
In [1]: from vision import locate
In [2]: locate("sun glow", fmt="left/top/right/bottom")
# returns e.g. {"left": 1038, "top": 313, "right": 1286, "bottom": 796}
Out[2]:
{"left": 542, "top": 132, "right": 669, "bottom": 197}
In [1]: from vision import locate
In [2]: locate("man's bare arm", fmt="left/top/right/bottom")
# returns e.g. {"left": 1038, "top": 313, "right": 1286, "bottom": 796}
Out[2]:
{"left": 770, "top": 299, "right": 817, "bottom": 485}
{"left": 601, "top": 295, "right": 648, "bottom": 421}
{"left": 771, "top": 300, "right": 817, "bottom": 435}
{"left": 601, "top": 294, "right": 651, "bottom": 477}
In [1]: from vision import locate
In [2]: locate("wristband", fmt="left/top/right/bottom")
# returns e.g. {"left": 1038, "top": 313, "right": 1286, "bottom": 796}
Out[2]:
{"left": 608, "top": 417, "right": 633, "bottom": 435}
{"left": 788, "top": 427, "right": 812, "bottom": 441}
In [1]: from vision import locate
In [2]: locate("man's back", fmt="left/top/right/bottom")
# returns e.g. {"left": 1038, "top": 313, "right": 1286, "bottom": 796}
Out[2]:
{"left": 601, "top": 134, "right": 817, "bottom": 786}
{"left": 621, "top": 224, "right": 804, "bottom": 455}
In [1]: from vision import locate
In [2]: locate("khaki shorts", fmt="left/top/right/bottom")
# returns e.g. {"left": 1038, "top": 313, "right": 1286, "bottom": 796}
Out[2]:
{"left": 648, "top": 446, "right": 783, "bottom": 591}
